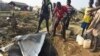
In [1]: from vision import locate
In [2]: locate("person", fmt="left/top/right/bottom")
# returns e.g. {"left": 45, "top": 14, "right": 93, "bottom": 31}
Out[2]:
{"left": 7, "top": 13, "right": 17, "bottom": 32}
{"left": 51, "top": 3, "right": 56, "bottom": 31}
{"left": 60, "top": 0, "right": 75, "bottom": 41}
{"left": 52, "top": 2, "right": 68, "bottom": 41}
{"left": 84, "top": 0, "right": 100, "bottom": 52}
{"left": 81, "top": 0, "right": 94, "bottom": 36}
{"left": 53, "top": 3, "right": 56, "bottom": 11}
{"left": 66, "top": 0, "right": 75, "bottom": 30}
{"left": 36, "top": 0, "right": 52, "bottom": 34}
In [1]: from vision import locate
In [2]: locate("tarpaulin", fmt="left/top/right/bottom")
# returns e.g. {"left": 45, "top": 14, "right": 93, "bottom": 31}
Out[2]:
{"left": 18, "top": 32, "right": 47, "bottom": 56}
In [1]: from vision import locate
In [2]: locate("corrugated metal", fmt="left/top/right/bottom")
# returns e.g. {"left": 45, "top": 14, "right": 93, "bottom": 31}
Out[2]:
{"left": 18, "top": 32, "right": 47, "bottom": 56}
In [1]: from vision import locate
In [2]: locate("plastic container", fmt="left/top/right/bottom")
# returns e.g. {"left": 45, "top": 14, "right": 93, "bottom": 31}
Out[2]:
{"left": 0, "top": 53, "right": 3, "bottom": 56}
{"left": 76, "top": 35, "right": 84, "bottom": 46}
{"left": 66, "top": 30, "right": 71, "bottom": 38}
{"left": 83, "top": 39, "right": 91, "bottom": 48}
{"left": 56, "top": 23, "right": 62, "bottom": 33}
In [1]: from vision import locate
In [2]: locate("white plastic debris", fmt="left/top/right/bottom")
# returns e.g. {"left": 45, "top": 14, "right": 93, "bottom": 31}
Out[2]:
{"left": 0, "top": 43, "right": 14, "bottom": 52}
{"left": 66, "top": 30, "right": 71, "bottom": 38}
{"left": 6, "top": 17, "right": 10, "bottom": 20}
{"left": 14, "top": 35, "right": 23, "bottom": 41}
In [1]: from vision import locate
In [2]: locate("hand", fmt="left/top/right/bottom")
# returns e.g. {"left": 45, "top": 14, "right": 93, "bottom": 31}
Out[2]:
{"left": 86, "top": 28, "right": 93, "bottom": 33}
{"left": 92, "top": 29, "right": 98, "bottom": 37}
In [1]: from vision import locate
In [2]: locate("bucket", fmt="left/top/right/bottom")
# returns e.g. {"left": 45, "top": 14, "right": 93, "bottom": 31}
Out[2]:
{"left": 76, "top": 35, "right": 84, "bottom": 46}
{"left": 66, "top": 30, "right": 71, "bottom": 38}
{"left": 56, "top": 23, "right": 62, "bottom": 33}
{"left": 0, "top": 53, "right": 3, "bottom": 56}
{"left": 83, "top": 39, "right": 91, "bottom": 48}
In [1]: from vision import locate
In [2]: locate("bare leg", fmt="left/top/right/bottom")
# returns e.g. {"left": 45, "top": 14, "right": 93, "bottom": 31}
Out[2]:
{"left": 52, "top": 19, "right": 60, "bottom": 36}
{"left": 36, "top": 17, "right": 44, "bottom": 33}
{"left": 46, "top": 19, "right": 50, "bottom": 34}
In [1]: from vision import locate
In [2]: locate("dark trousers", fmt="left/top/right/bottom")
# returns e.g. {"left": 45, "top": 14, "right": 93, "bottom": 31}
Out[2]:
{"left": 36, "top": 14, "right": 49, "bottom": 33}
{"left": 62, "top": 21, "right": 67, "bottom": 40}
{"left": 66, "top": 16, "right": 70, "bottom": 30}
{"left": 53, "top": 17, "right": 67, "bottom": 40}
{"left": 62, "top": 17, "right": 68, "bottom": 40}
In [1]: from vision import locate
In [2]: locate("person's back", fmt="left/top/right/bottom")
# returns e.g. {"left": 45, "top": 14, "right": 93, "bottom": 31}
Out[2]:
{"left": 41, "top": 0, "right": 52, "bottom": 15}
{"left": 66, "top": 5, "right": 75, "bottom": 15}
{"left": 41, "top": 4, "right": 50, "bottom": 14}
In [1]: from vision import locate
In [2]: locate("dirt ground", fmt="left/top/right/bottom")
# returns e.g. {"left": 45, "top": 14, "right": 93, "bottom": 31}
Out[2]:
{"left": 53, "top": 24, "right": 100, "bottom": 56}
{"left": 53, "top": 36, "right": 100, "bottom": 56}
{"left": 0, "top": 16, "right": 100, "bottom": 56}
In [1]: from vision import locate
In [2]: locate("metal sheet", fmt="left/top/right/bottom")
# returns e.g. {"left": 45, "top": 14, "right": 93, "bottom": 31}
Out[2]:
{"left": 18, "top": 32, "right": 47, "bottom": 56}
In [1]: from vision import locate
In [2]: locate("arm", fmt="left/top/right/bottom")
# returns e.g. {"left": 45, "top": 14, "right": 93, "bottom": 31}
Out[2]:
{"left": 53, "top": 7, "right": 57, "bottom": 17}
{"left": 88, "top": 15, "right": 99, "bottom": 29}
{"left": 49, "top": 2, "right": 53, "bottom": 11}
{"left": 79, "top": 11, "right": 84, "bottom": 15}
{"left": 48, "top": 2, "right": 53, "bottom": 16}
{"left": 89, "top": 6, "right": 100, "bottom": 12}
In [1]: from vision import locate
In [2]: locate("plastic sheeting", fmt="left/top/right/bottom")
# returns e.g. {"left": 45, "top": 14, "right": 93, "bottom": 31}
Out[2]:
{"left": 18, "top": 32, "right": 47, "bottom": 56}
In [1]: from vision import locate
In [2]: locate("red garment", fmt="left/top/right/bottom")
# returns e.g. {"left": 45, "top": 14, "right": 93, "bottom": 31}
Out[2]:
{"left": 54, "top": 6, "right": 68, "bottom": 19}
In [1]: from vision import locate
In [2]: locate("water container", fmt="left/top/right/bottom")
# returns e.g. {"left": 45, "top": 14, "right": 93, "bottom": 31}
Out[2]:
{"left": 66, "top": 30, "right": 71, "bottom": 38}
{"left": 76, "top": 35, "right": 84, "bottom": 46}
{"left": 0, "top": 53, "right": 3, "bottom": 56}
{"left": 83, "top": 39, "right": 91, "bottom": 48}
{"left": 56, "top": 23, "right": 62, "bottom": 33}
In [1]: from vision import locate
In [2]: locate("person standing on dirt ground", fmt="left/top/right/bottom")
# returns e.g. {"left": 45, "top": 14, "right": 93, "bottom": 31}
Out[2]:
{"left": 7, "top": 3, "right": 18, "bottom": 32}
{"left": 36, "top": 0, "right": 52, "bottom": 34}
{"left": 61, "top": 0, "right": 75, "bottom": 41}
{"left": 81, "top": 0, "right": 94, "bottom": 36}
{"left": 9, "top": 13, "right": 18, "bottom": 32}
{"left": 86, "top": 0, "right": 100, "bottom": 52}
{"left": 6, "top": 13, "right": 18, "bottom": 33}
{"left": 52, "top": 2, "right": 68, "bottom": 42}
{"left": 65, "top": 0, "right": 76, "bottom": 30}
